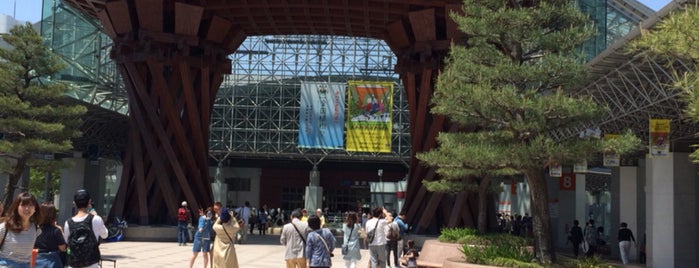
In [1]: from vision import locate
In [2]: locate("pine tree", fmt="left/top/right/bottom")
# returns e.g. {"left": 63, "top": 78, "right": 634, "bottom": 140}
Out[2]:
{"left": 632, "top": 6, "right": 699, "bottom": 162}
{"left": 421, "top": 0, "right": 641, "bottom": 264}
{"left": 0, "top": 23, "right": 87, "bottom": 205}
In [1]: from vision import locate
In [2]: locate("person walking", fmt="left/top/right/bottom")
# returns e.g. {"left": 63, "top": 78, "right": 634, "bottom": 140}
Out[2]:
{"left": 366, "top": 207, "right": 388, "bottom": 268}
{"left": 385, "top": 213, "right": 401, "bottom": 268}
{"left": 0, "top": 192, "right": 41, "bottom": 268}
{"left": 393, "top": 213, "right": 408, "bottom": 257}
{"left": 617, "top": 222, "right": 636, "bottom": 265}
{"left": 64, "top": 189, "right": 108, "bottom": 268}
{"left": 281, "top": 209, "right": 311, "bottom": 268}
{"left": 234, "top": 202, "right": 252, "bottom": 243}
{"left": 34, "top": 202, "right": 66, "bottom": 268}
{"left": 178, "top": 201, "right": 191, "bottom": 246}
{"left": 342, "top": 212, "right": 361, "bottom": 268}
{"left": 305, "top": 215, "right": 336, "bottom": 268}
{"left": 258, "top": 205, "right": 269, "bottom": 235}
{"left": 189, "top": 207, "right": 214, "bottom": 268}
{"left": 569, "top": 220, "right": 583, "bottom": 258}
{"left": 212, "top": 208, "right": 240, "bottom": 268}
{"left": 584, "top": 220, "right": 598, "bottom": 257}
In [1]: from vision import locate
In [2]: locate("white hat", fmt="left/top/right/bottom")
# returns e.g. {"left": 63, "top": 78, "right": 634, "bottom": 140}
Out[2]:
{"left": 181, "top": 201, "right": 188, "bottom": 206}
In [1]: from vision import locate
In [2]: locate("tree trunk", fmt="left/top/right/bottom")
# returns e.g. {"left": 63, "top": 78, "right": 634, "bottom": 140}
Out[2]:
{"left": 477, "top": 175, "right": 492, "bottom": 233}
{"left": 2, "top": 154, "right": 29, "bottom": 207}
{"left": 524, "top": 169, "right": 555, "bottom": 264}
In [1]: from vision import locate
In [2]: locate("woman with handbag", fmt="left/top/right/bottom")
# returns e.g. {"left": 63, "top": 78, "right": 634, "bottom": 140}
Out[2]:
{"left": 0, "top": 192, "right": 41, "bottom": 268}
{"left": 305, "top": 215, "right": 336, "bottom": 268}
{"left": 342, "top": 212, "right": 361, "bottom": 268}
{"left": 212, "top": 208, "right": 240, "bottom": 268}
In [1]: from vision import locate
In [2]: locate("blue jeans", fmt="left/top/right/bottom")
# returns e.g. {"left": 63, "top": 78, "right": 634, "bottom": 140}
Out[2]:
{"left": 35, "top": 251, "right": 63, "bottom": 268}
{"left": 0, "top": 258, "right": 30, "bottom": 268}
{"left": 192, "top": 237, "right": 211, "bottom": 252}
{"left": 178, "top": 221, "right": 188, "bottom": 244}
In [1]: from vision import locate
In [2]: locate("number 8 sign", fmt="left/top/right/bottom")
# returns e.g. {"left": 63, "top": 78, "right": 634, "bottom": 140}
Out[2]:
{"left": 559, "top": 173, "right": 575, "bottom": 191}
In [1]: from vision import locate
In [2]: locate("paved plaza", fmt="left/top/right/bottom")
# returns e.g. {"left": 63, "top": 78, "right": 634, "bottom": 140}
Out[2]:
{"left": 98, "top": 234, "right": 370, "bottom": 268}
{"left": 98, "top": 234, "right": 644, "bottom": 268}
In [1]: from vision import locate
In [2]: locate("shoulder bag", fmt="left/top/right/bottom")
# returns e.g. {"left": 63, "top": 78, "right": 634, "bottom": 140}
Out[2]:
{"left": 314, "top": 230, "right": 334, "bottom": 257}
{"left": 291, "top": 222, "right": 307, "bottom": 245}
{"left": 342, "top": 224, "right": 354, "bottom": 255}
{"left": 367, "top": 219, "right": 379, "bottom": 243}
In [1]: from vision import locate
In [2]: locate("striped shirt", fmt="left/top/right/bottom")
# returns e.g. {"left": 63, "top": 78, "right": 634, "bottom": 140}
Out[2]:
{"left": 0, "top": 222, "right": 40, "bottom": 264}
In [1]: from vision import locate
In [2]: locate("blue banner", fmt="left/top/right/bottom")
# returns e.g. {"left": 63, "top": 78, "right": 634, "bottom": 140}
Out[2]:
{"left": 298, "top": 82, "right": 346, "bottom": 148}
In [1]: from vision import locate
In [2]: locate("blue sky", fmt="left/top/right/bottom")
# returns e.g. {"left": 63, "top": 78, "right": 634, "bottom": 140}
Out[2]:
{"left": 0, "top": 0, "right": 675, "bottom": 24}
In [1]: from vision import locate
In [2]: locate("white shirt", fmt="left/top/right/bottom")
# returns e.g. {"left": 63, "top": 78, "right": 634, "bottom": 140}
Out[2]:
{"left": 235, "top": 206, "right": 251, "bottom": 224}
{"left": 63, "top": 214, "right": 109, "bottom": 268}
{"left": 365, "top": 218, "right": 387, "bottom": 246}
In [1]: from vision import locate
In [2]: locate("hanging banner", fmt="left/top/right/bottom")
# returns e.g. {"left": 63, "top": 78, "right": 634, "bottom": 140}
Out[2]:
{"left": 298, "top": 82, "right": 346, "bottom": 149}
{"left": 573, "top": 160, "right": 587, "bottom": 173}
{"left": 603, "top": 134, "right": 620, "bottom": 167}
{"left": 549, "top": 164, "right": 562, "bottom": 177}
{"left": 650, "top": 119, "right": 670, "bottom": 157}
{"left": 345, "top": 81, "right": 393, "bottom": 152}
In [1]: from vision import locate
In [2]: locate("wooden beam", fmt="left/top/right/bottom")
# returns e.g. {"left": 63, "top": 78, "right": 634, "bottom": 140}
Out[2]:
{"left": 385, "top": 20, "right": 411, "bottom": 49}
{"left": 206, "top": 16, "right": 233, "bottom": 43}
{"left": 445, "top": 4, "right": 467, "bottom": 41}
{"left": 106, "top": 1, "right": 132, "bottom": 34}
{"left": 120, "top": 62, "right": 197, "bottom": 216}
{"left": 448, "top": 192, "right": 469, "bottom": 227}
{"left": 418, "top": 191, "right": 443, "bottom": 230}
{"left": 408, "top": 9, "right": 436, "bottom": 42}
{"left": 135, "top": 0, "right": 163, "bottom": 32}
{"left": 96, "top": 9, "right": 117, "bottom": 38}
{"left": 175, "top": 3, "right": 204, "bottom": 36}
{"left": 130, "top": 119, "right": 149, "bottom": 225}
{"left": 145, "top": 60, "right": 209, "bottom": 201}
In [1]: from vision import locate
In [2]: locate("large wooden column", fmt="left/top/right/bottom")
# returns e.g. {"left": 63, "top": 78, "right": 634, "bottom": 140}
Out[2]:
{"left": 386, "top": 5, "right": 474, "bottom": 232}
{"left": 94, "top": 1, "right": 246, "bottom": 224}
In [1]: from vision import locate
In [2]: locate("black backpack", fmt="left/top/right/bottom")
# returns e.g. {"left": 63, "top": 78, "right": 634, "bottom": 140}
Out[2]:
{"left": 68, "top": 214, "right": 100, "bottom": 267}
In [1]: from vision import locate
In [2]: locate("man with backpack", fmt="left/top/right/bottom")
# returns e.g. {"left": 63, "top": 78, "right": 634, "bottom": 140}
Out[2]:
{"left": 178, "top": 201, "right": 191, "bottom": 246}
{"left": 63, "top": 189, "right": 108, "bottom": 268}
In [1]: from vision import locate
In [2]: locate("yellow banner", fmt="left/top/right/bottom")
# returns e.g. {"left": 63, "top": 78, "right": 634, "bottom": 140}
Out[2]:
{"left": 650, "top": 119, "right": 670, "bottom": 157}
{"left": 345, "top": 81, "right": 394, "bottom": 152}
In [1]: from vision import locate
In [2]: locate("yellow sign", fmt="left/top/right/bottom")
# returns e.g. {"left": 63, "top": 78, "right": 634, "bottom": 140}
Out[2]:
{"left": 650, "top": 119, "right": 670, "bottom": 157}
{"left": 345, "top": 81, "right": 394, "bottom": 152}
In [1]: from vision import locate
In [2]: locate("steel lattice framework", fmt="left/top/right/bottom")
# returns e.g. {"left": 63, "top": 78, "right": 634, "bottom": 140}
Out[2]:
{"left": 551, "top": 0, "right": 699, "bottom": 150}
{"left": 209, "top": 35, "right": 410, "bottom": 164}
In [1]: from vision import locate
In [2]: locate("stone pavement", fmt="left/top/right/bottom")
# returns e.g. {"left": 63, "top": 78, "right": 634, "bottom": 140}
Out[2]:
{"left": 98, "top": 234, "right": 376, "bottom": 268}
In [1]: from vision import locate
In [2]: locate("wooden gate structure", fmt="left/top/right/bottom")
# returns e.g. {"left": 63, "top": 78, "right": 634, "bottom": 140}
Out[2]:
{"left": 62, "top": 0, "right": 474, "bottom": 231}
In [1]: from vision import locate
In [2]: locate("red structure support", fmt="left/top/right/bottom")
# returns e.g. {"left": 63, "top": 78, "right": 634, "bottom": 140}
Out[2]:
{"left": 63, "top": 0, "right": 481, "bottom": 230}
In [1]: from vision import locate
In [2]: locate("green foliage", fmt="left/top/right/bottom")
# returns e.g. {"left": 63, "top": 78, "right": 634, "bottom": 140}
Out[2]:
{"left": 420, "top": 0, "right": 642, "bottom": 264}
{"left": 574, "top": 255, "right": 616, "bottom": 268}
{"left": 438, "top": 227, "right": 479, "bottom": 243}
{"left": 631, "top": 6, "right": 699, "bottom": 163}
{"left": 28, "top": 168, "right": 61, "bottom": 202}
{"left": 0, "top": 23, "right": 86, "bottom": 202}
{"left": 460, "top": 233, "right": 533, "bottom": 265}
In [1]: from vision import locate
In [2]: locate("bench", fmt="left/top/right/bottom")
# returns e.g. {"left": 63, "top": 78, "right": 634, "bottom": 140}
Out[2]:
{"left": 401, "top": 239, "right": 464, "bottom": 268}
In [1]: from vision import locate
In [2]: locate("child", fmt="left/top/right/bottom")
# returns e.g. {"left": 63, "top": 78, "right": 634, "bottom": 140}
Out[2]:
{"left": 403, "top": 240, "right": 419, "bottom": 268}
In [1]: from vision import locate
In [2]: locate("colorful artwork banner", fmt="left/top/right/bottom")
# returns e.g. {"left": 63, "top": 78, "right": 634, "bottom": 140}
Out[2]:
{"left": 298, "top": 82, "right": 346, "bottom": 149}
{"left": 650, "top": 119, "right": 670, "bottom": 157}
{"left": 345, "top": 81, "right": 394, "bottom": 152}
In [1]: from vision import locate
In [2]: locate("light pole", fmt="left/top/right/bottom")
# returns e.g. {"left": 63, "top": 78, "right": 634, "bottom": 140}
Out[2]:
{"left": 377, "top": 169, "right": 383, "bottom": 206}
